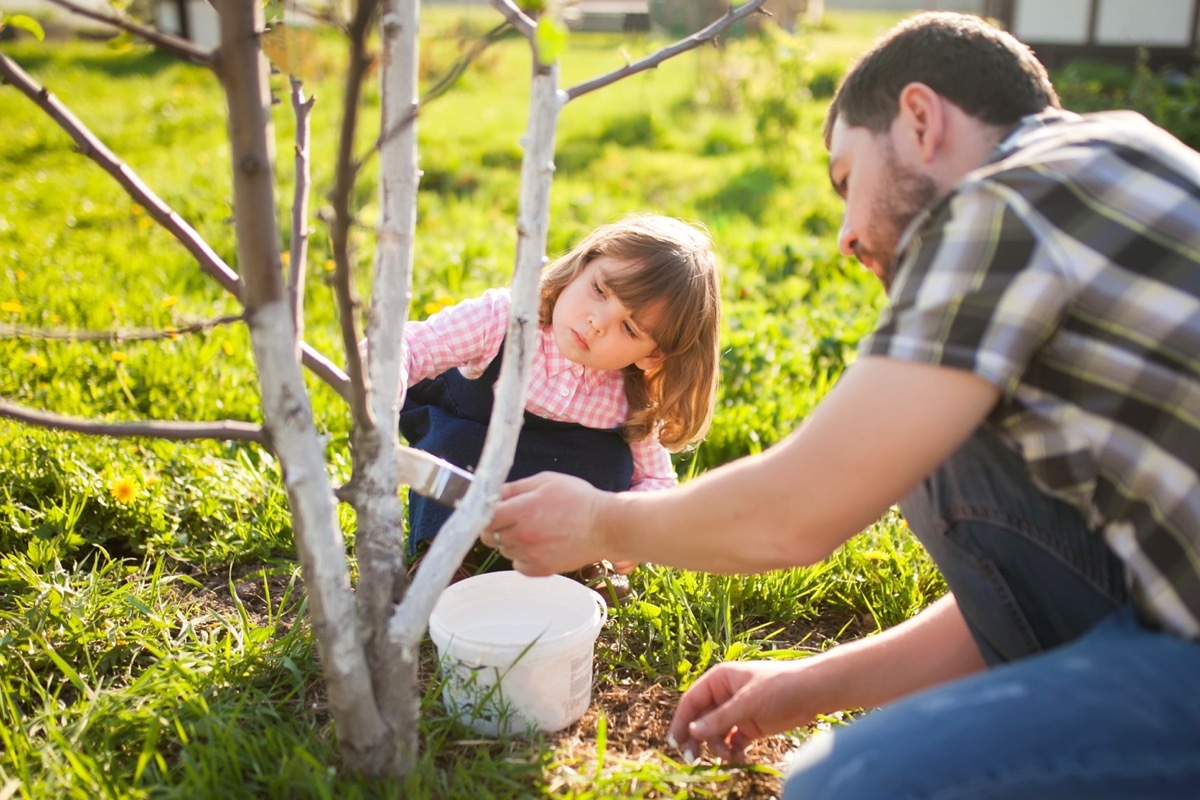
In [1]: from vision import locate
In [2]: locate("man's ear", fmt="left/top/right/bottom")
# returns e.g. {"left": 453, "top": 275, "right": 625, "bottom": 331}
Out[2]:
{"left": 635, "top": 348, "right": 665, "bottom": 372}
{"left": 897, "top": 82, "right": 944, "bottom": 163}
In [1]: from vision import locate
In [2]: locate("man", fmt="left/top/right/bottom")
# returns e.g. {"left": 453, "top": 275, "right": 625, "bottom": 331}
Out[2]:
{"left": 489, "top": 12, "right": 1200, "bottom": 797}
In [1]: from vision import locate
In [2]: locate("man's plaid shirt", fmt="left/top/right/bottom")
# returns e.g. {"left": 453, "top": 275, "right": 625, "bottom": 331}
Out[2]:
{"left": 864, "top": 110, "right": 1200, "bottom": 639}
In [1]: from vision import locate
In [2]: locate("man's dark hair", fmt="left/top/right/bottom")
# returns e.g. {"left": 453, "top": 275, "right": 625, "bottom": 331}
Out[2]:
{"left": 823, "top": 12, "right": 1060, "bottom": 147}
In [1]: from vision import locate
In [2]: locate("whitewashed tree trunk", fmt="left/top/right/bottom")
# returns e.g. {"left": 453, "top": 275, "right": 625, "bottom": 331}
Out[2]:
{"left": 356, "top": 0, "right": 424, "bottom": 773}
{"left": 212, "top": 0, "right": 391, "bottom": 772}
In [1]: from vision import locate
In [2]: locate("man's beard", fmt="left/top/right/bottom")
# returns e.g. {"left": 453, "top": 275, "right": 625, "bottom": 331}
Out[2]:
{"left": 861, "top": 148, "right": 939, "bottom": 291}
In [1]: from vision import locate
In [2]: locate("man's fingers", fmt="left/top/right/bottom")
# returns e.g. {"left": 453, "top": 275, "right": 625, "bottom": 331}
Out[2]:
{"left": 498, "top": 473, "right": 546, "bottom": 500}
{"left": 669, "top": 674, "right": 726, "bottom": 755}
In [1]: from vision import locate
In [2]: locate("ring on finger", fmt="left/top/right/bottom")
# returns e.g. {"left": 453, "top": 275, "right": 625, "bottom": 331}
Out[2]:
{"left": 492, "top": 529, "right": 502, "bottom": 546}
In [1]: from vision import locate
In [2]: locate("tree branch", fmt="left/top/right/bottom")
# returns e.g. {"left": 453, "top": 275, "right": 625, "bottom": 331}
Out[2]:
{"left": 0, "top": 398, "right": 267, "bottom": 444}
{"left": 488, "top": 0, "right": 535, "bottom": 38}
{"left": 351, "top": 19, "right": 510, "bottom": 179}
{"left": 41, "top": 0, "right": 214, "bottom": 65}
{"left": 564, "top": 0, "right": 770, "bottom": 101}
{"left": 0, "top": 314, "right": 244, "bottom": 342}
{"left": 330, "top": 0, "right": 382, "bottom": 435}
{"left": 0, "top": 52, "right": 352, "bottom": 402}
{"left": 394, "top": 62, "right": 562, "bottom": 646}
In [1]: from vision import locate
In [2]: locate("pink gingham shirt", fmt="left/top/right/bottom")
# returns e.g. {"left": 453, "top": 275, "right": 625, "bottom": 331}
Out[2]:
{"left": 402, "top": 288, "right": 677, "bottom": 491}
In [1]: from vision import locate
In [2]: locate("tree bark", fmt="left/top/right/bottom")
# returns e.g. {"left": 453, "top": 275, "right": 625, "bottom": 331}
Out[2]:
{"left": 356, "top": 0, "right": 424, "bottom": 774}
{"left": 213, "top": 0, "right": 390, "bottom": 774}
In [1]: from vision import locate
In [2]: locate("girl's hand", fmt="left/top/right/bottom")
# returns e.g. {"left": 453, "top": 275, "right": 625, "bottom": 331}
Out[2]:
{"left": 611, "top": 560, "right": 639, "bottom": 575}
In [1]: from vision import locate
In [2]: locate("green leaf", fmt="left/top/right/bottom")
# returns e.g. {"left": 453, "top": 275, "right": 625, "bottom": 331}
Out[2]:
{"left": 3, "top": 14, "right": 46, "bottom": 41}
{"left": 534, "top": 17, "right": 568, "bottom": 65}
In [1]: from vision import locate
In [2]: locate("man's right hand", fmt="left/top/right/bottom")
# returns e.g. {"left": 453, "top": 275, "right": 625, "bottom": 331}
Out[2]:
{"left": 488, "top": 471, "right": 612, "bottom": 576}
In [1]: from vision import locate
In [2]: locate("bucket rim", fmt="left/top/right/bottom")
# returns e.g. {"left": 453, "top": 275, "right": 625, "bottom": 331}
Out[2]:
{"left": 429, "top": 571, "right": 607, "bottom": 655}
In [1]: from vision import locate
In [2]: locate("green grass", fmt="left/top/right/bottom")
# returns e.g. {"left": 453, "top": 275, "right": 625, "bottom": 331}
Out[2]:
{"left": 0, "top": 7, "right": 948, "bottom": 797}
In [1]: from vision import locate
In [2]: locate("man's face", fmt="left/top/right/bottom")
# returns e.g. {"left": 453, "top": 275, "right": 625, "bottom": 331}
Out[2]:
{"left": 828, "top": 116, "right": 939, "bottom": 290}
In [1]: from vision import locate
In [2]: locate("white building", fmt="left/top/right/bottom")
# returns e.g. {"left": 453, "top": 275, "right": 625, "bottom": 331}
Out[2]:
{"left": 982, "top": 0, "right": 1199, "bottom": 69}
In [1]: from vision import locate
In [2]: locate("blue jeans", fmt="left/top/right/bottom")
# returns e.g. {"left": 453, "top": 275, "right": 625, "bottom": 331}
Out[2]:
{"left": 783, "top": 427, "right": 1200, "bottom": 799}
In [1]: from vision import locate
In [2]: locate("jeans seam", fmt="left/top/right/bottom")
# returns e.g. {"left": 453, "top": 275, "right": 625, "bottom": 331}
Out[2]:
{"left": 946, "top": 529, "right": 1043, "bottom": 655}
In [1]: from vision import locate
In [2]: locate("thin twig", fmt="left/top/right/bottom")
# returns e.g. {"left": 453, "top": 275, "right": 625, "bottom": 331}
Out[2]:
{"left": 352, "top": 19, "right": 511, "bottom": 178}
{"left": 0, "top": 398, "right": 267, "bottom": 445}
{"left": 564, "top": 0, "right": 770, "bottom": 101}
{"left": 289, "top": 76, "right": 315, "bottom": 340}
{"left": 0, "top": 314, "right": 244, "bottom": 342}
{"left": 42, "top": 0, "right": 213, "bottom": 65}
{"left": 0, "top": 52, "right": 352, "bottom": 401}
{"left": 330, "top": 0, "right": 383, "bottom": 434}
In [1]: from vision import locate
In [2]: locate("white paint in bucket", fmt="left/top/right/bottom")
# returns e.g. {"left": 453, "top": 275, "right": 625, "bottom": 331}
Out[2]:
{"left": 429, "top": 570, "right": 608, "bottom": 737}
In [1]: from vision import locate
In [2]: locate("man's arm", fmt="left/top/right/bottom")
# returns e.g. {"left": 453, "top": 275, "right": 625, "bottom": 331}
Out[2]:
{"left": 491, "top": 356, "right": 1000, "bottom": 575}
{"left": 668, "top": 593, "right": 986, "bottom": 761}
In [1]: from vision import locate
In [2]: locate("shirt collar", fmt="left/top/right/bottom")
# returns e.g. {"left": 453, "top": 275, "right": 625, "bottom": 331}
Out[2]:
{"left": 990, "top": 109, "right": 1082, "bottom": 161}
{"left": 894, "top": 110, "right": 1082, "bottom": 262}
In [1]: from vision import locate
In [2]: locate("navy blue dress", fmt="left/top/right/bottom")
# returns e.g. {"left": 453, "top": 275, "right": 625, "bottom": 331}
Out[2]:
{"left": 400, "top": 342, "right": 634, "bottom": 554}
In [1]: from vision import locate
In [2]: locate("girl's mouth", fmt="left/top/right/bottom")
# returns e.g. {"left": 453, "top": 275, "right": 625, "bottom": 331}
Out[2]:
{"left": 572, "top": 329, "right": 589, "bottom": 350}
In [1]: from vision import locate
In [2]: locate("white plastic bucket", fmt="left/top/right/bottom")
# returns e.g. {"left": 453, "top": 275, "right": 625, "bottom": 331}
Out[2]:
{"left": 428, "top": 570, "right": 608, "bottom": 737}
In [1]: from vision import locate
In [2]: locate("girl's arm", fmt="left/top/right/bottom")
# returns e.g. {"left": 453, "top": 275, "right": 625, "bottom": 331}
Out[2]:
{"left": 628, "top": 437, "right": 677, "bottom": 491}
{"left": 402, "top": 288, "right": 509, "bottom": 386}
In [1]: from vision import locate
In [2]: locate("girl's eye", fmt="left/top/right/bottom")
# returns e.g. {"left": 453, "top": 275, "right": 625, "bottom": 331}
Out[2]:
{"left": 591, "top": 280, "right": 604, "bottom": 297}
{"left": 623, "top": 322, "right": 638, "bottom": 338}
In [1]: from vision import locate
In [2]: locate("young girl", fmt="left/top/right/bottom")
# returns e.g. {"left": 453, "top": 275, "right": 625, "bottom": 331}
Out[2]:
{"left": 400, "top": 213, "right": 721, "bottom": 599}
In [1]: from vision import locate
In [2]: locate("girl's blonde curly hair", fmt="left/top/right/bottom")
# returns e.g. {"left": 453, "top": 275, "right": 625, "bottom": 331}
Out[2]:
{"left": 539, "top": 214, "right": 721, "bottom": 452}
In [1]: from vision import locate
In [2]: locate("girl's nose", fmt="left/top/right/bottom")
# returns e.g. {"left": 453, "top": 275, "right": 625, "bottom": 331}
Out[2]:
{"left": 589, "top": 307, "right": 613, "bottom": 334}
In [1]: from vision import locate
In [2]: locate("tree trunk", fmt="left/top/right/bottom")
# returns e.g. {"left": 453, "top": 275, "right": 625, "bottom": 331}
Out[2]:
{"left": 213, "top": 0, "right": 392, "bottom": 774}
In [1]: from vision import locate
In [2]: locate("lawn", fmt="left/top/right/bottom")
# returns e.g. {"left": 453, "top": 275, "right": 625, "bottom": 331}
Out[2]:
{"left": 0, "top": 6, "right": 951, "bottom": 798}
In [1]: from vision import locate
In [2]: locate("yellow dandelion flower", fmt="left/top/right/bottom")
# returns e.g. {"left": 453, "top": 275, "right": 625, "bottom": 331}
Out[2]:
{"left": 50, "top": 314, "right": 61, "bottom": 324}
{"left": 137, "top": 216, "right": 153, "bottom": 231}
{"left": 280, "top": 251, "right": 290, "bottom": 265}
{"left": 111, "top": 351, "right": 127, "bottom": 363}
{"left": 437, "top": 294, "right": 456, "bottom": 307}
{"left": 222, "top": 340, "right": 235, "bottom": 356}
{"left": 164, "top": 325, "right": 179, "bottom": 341}
{"left": 423, "top": 301, "right": 443, "bottom": 316}
{"left": 1, "top": 301, "right": 21, "bottom": 314}
{"left": 26, "top": 353, "right": 47, "bottom": 369}
{"left": 109, "top": 477, "right": 138, "bottom": 505}
{"left": 161, "top": 295, "right": 177, "bottom": 308}
{"left": 861, "top": 550, "right": 889, "bottom": 562}
{"left": 131, "top": 204, "right": 143, "bottom": 217}
{"left": 323, "top": 259, "right": 335, "bottom": 272}
{"left": 15, "top": 269, "right": 26, "bottom": 281}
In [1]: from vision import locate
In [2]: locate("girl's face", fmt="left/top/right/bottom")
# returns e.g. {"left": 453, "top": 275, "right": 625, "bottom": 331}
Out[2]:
{"left": 551, "top": 256, "right": 665, "bottom": 372}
